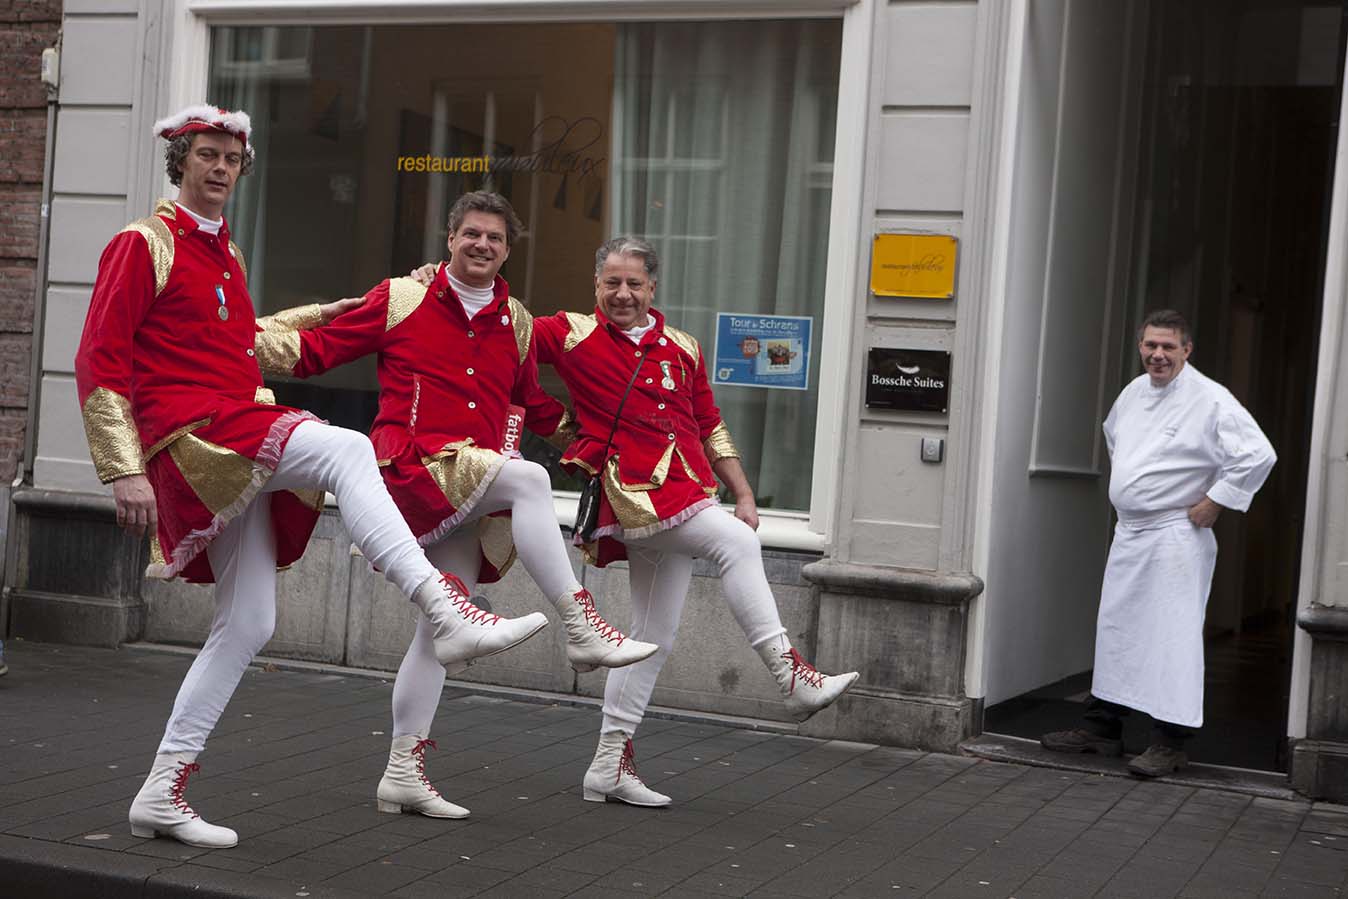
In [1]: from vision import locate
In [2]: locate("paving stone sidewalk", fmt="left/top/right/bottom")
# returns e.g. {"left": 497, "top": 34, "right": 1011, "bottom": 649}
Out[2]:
{"left": 1, "top": 640, "right": 1346, "bottom": 899}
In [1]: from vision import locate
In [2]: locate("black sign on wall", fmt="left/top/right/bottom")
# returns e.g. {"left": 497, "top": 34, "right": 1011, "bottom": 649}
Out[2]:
{"left": 865, "top": 348, "right": 951, "bottom": 413}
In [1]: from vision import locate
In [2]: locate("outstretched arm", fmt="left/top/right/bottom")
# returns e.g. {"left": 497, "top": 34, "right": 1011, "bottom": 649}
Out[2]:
{"left": 254, "top": 283, "right": 391, "bottom": 378}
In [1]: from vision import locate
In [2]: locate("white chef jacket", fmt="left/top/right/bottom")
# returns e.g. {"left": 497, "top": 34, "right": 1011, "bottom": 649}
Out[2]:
{"left": 1091, "top": 363, "right": 1276, "bottom": 727}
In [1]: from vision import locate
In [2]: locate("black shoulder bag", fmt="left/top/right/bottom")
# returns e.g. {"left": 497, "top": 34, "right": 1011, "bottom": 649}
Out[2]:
{"left": 574, "top": 354, "right": 646, "bottom": 542}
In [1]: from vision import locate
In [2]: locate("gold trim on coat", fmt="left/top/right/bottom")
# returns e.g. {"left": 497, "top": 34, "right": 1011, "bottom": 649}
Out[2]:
{"left": 167, "top": 433, "right": 256, "bottom": 516}
{"left": 119, "top": 217, "right": 174, "bottom": 298}
{"left": 386, "top": 277, "right": 427, "bottom": 331}
{"left": 81, "top": 387, "right": 144, "bottom": 482}
{"left": 602, "top": 456, "right": 659, "bottom": 531}
{"left": 507, "top": 296, "right": 532, "bottom": 365}
{"left": 143, "top": 417, "right": 211, "bottom": 463}
{"left": 663, "top": 323, "right": 701, "bottom": 365}
{"left": 563, "top": 312, "right": 598, "bottom": 353}
{"left": 703, "top": 421, "right": 740, "bottom": 461}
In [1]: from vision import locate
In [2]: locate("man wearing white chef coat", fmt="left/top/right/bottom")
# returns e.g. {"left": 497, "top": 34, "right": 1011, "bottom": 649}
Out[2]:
{"left": 1041, "top": 309, "right": 1276, "bottom": 777}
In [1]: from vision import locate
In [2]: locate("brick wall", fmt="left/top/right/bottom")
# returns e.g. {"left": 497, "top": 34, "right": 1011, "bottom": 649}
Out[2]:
{"left": 0, "top": 1, "right": 60, "bottom": 482}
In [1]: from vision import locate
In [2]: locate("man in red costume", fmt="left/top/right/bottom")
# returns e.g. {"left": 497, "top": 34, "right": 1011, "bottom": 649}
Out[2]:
{"left": 531, "top": 237, "right": 859, "bottom": 807}
{"left": 258, "top": 191, "right": 656, "bottom": 819}
{"left": 75, "top": 106, "right": 546, "bottom": 849}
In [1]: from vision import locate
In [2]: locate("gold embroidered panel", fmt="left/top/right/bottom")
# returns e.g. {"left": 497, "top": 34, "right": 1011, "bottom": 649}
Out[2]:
{"left": 619, "top": 442, "right": 673, "bottom": 491}
{"left": 143, "top": 417, "right": 211, "bottom": 463}
{"left": 703, "top": 421, "right": 740, "bottom": 461}
{"left": 477, "top": 515, "right": 517, "bottom": 575}
{"left": 423, "top": 441, "right": 498, "bottom": 510}
{"left": 258, "top": 304, "right": 321, "bottom": 333}
{"left": 168, "top": 433, "right": 256, "bottom": 516}
{"left": 507, "top": 297, "right": 532, "bottom": 365}
{"left": 602, "top": 457, "right": 659, "bottom": 531}
{"left": 663, "top": 324, "right": 701, "bottom": 365}
{"left": 120, "top": 217, "right": 174, "bottom": 298}
{"left": 254, "top": 387, "right": 276, "bottom": 405}
{"left": 563, "top": 312, "right": 598, "bottom": 353}
{"left": 81, "top": 387, "right": 144, "bottom": 482}
{"left": 386, "top": 277, "right": 427, "bottom": 331}
{"left": 254, "top": 328, "right": 301, "bottom": 375}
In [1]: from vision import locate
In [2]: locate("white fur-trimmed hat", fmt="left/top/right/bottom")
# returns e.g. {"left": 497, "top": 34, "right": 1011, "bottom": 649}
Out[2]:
{"left": 153, "top": 104, "right": 253, "bottom": 147}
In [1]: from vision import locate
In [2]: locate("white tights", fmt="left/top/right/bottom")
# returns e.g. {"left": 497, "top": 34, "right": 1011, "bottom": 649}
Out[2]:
{"left": 158, "top": 421, "right": 438, "bottom": 753}
{"left": 601, "top": 506, "right": 787, "bottom": 736}
{"left": 390, "top": 458, "right": 581, "bottom": 738}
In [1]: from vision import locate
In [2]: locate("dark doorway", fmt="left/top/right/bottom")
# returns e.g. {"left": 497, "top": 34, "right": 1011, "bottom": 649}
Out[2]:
{"left": 987, "top": 0, "right": 1344, "bottom": 772}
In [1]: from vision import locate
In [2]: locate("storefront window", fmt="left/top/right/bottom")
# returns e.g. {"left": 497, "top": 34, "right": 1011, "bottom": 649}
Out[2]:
{"left": 209, "top": 20, "right": 841, "bottom": 511}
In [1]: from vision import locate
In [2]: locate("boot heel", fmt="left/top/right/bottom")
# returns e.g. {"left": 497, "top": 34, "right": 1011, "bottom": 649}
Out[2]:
{"left": 129, "top": 824, "right": 156, "bottom": 838}
{"left": 376, "top": 799, "right": 404, "bottom": 814}
{"left": 571, "top": 662, "right": 598, "bottom": 674}
{"left": 582, "top": 788, "right": 607, "bottom": 802}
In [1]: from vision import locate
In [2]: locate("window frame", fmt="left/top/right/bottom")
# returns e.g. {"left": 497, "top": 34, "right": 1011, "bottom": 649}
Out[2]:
{"left": 169, "top": 0, "right": 871, "bottom": 553}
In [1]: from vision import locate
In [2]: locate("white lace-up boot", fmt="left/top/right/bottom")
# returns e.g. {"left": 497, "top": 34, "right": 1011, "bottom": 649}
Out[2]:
{"left": 128, "top": 753, "right": 238, "bottom": 848}
{"left": 376, "top": 735, "right": 469, "bottom": 818}
{"left": 582, "top": 731, "right": 671, "bottom": 807}
{"left": 412, "top": 572, "right": 548, "bottom": 673}
{"left": 755, "top": 635, "right": 859, "bottom": 723}
{"left": 552, "top": 587, "right": 658, "bottom": 672}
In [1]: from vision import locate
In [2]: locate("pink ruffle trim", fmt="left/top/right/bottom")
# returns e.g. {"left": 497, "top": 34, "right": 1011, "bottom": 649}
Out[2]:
{"left": 146, "top": 410, "right": 321, "bottom": 580}
{"left": 581, "top": 497, "right": 717, "bottom": 545}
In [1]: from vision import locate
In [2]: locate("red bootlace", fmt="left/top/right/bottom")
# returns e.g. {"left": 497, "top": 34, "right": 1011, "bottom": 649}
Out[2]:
{"left": 575, "top": 590, "right": 625, "bottom": 645}
{"left": 617, "top": 738, "right": 644, "bottom": 785}
{"left": 411, "top": 739, "right": 443, "bottom": 797}
{"left": 783, "top": 648, "right": 825, "bottom": 692}
{"left": 441, "top": 573, "right": 499, "bottom": 626}
{"left": 169, "top": 762, "right": 201, "bottom": 819}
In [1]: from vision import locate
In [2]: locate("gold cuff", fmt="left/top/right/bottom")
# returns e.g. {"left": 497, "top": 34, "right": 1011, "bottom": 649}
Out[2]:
{"left": 254, "top": 329, "right": 302, "bottom": 375}
{"left": 258, "top": 303, "right": 323, "bottom": 333}
{"left": 703, "top": 421, "right": 740, "bottom": 462}
{"left": 545, "top": 409, "right": 579, "bottom": 451}
{"left": 81, "top": 387, "right": 144, "bottom": 482}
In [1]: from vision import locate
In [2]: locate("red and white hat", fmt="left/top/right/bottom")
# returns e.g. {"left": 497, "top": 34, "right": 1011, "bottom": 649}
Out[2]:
{"left": 152, "top": 104, "right": 253, "bottom": 148}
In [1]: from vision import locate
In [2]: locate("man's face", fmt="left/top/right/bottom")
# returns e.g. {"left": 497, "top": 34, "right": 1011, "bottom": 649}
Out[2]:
{"left": 177, "top": 132, "right": 244, "bottom": 216}
{"left": 595, "top": 253, "right": 655, "bottom": 330}
{"left": 446, "top": 211, "right": 510, "bottom": 287}
{"left": 1138, "top": 325, "right": 1191, "bottom": 387}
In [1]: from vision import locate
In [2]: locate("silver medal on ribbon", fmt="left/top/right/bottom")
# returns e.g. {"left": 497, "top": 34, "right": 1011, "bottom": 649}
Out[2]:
{"left": 659, "top": 360, "right": 676, "bottom": 391}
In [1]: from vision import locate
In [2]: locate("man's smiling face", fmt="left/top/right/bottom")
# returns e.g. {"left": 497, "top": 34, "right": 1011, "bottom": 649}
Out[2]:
{"left": 446, "top": 211, "right": 510, "bottom": 288}
{"left": 1138, "top": 325, "right": 1192, "bottom": 387}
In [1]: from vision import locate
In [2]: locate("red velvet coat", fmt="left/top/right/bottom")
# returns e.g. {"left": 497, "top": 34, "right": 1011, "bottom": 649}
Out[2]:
{"left": 257, "top": 263, "right": 570, "bottom": 582}
{"left": 533, "top": 307, "right": 739, "bottom": 566}
{"left": 75, "top": 199, "right": 322, "bottom": 584}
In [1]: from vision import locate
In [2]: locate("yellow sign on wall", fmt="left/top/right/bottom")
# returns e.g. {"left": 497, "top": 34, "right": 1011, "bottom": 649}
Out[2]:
{"left": 870, "top": 233, "right": 958, "bottom": 299}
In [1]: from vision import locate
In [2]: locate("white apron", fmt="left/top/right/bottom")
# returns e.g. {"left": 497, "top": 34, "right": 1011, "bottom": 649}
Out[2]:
{"left": 1091, "top": 509, "right": 1217, "bottom": 728}
{"left": 1091, "top": 364, "right": 1273, "bottom": 729}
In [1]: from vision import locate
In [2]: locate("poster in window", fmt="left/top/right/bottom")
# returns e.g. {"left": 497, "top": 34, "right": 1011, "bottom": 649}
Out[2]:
{"left": 712, "top": 313, "right": 812, "bottom": 391}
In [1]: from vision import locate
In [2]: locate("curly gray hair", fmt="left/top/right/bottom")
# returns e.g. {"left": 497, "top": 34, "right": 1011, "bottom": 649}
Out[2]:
{"left": 164, "top": 132, "right": 255, "bottom": 187}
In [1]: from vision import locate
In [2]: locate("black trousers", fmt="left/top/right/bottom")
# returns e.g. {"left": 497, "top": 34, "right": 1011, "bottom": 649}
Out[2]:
{"left": 1083, "top": 697, "right": 1193, "bottom": 749}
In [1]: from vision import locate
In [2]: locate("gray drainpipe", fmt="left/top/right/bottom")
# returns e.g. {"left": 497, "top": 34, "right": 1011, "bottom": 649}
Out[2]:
{"left": 23, "top": 39, "right": 61, "bottom": 484}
